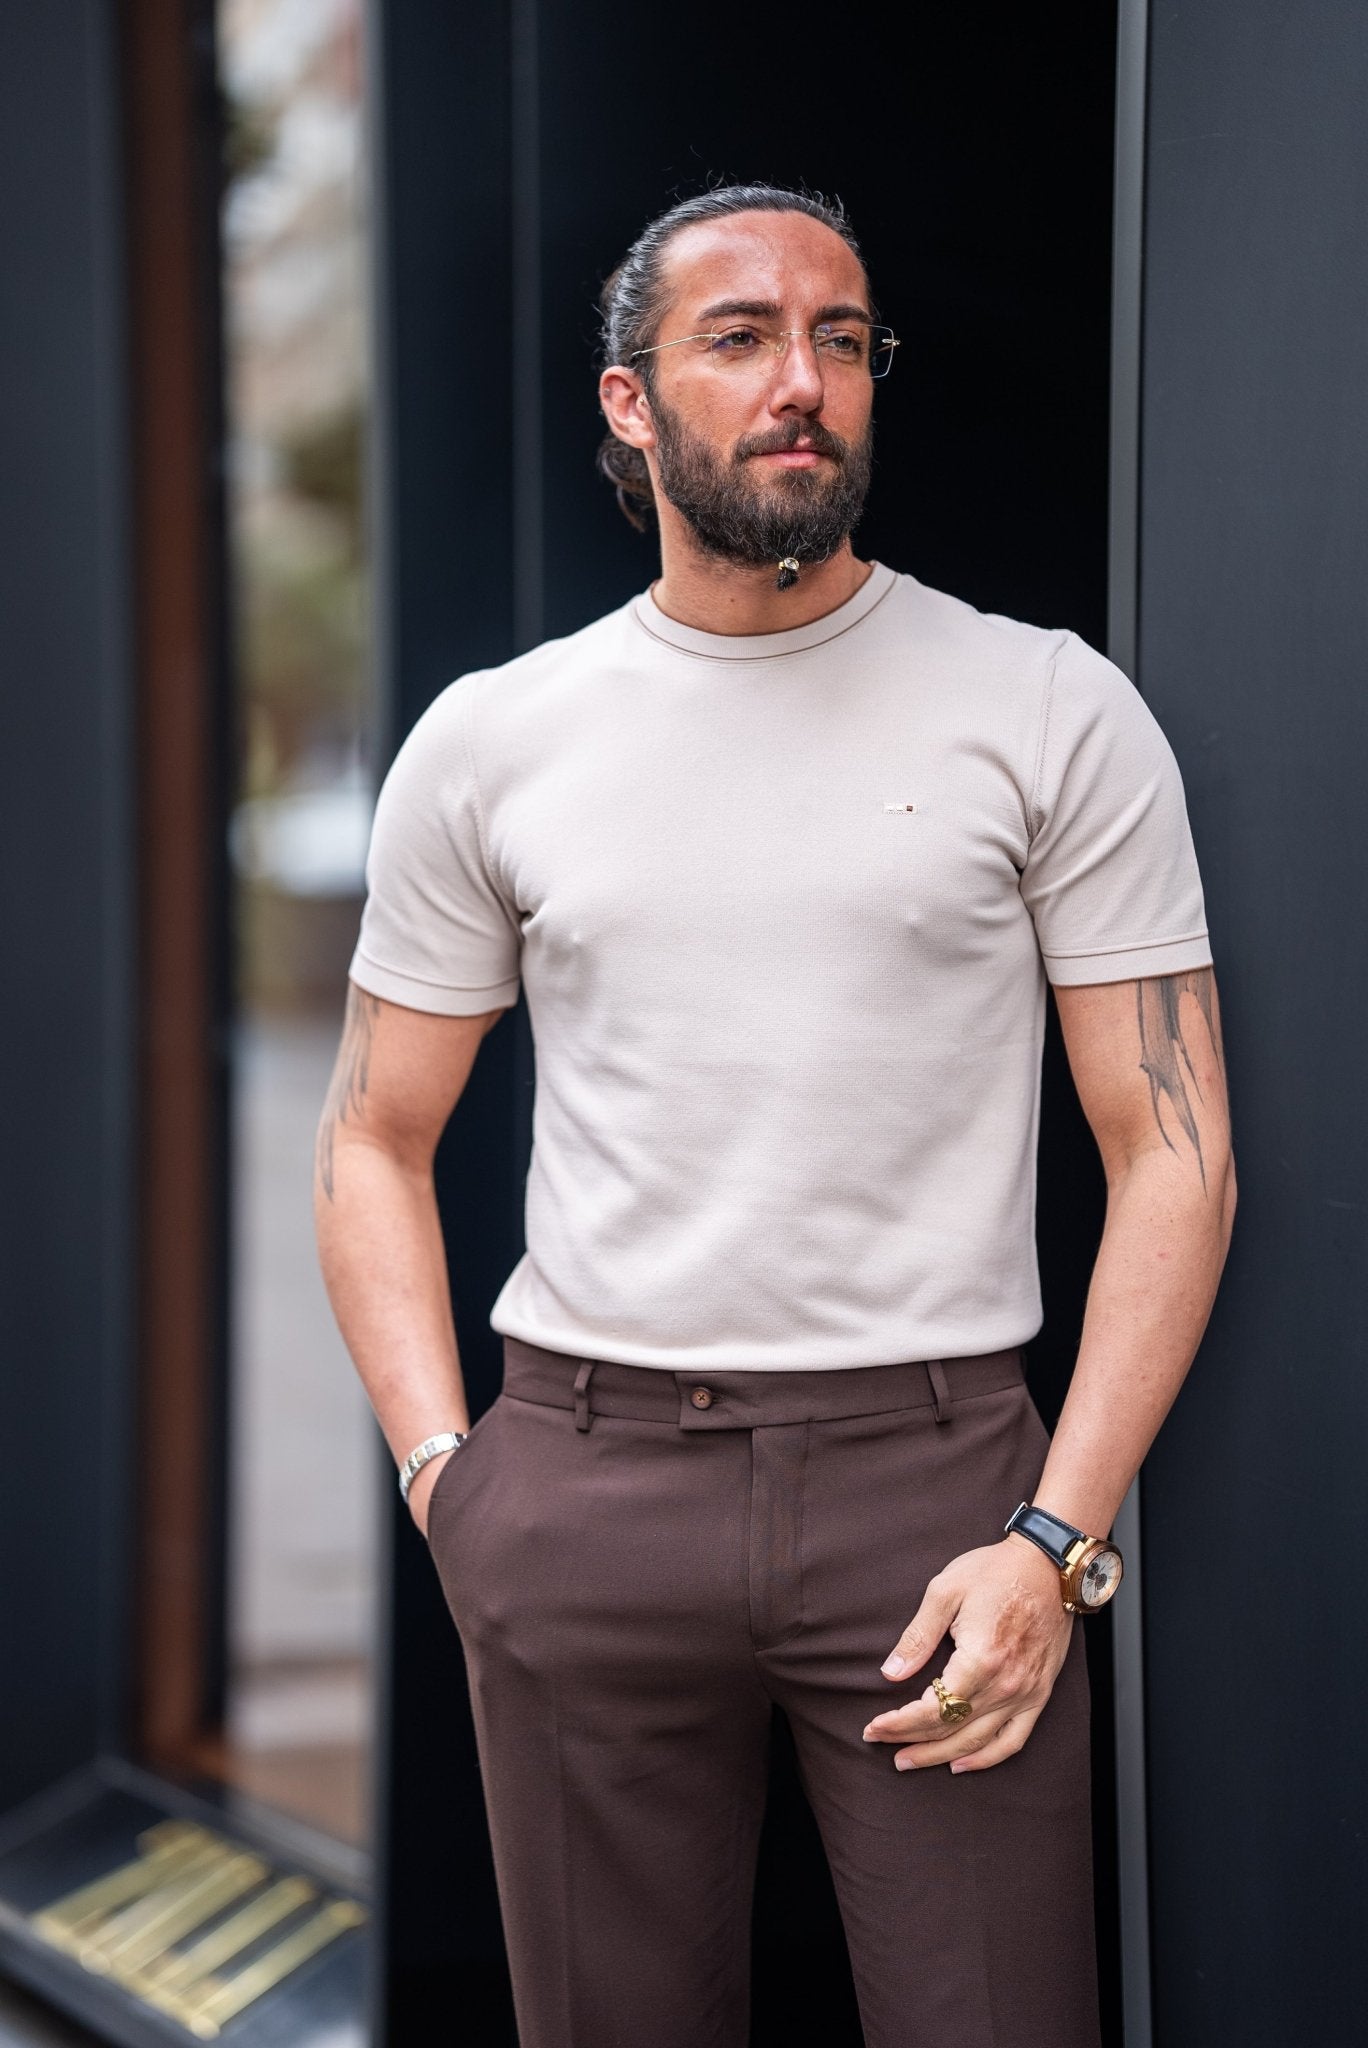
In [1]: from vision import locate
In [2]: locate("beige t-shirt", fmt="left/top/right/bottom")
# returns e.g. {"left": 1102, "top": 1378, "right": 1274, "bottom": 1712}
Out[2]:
{"left": 349, "top": 562, "right": 1212, "bottom": 1371}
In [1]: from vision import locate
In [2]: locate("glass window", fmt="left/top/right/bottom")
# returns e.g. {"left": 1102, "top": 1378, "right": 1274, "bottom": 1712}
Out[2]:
{"left": 218, "top": 0, "right": 375, "bottom": 1846}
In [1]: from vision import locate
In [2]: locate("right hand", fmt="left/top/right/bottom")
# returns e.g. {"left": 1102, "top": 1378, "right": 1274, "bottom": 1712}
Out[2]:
{"left": 407, "top": 1447, "right": 458, "bottom": 1539}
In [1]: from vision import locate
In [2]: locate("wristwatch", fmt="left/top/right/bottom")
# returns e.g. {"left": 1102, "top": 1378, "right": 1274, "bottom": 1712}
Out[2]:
{"left": 1003, "top": 1501, "right": 1124, "bottom": 1614}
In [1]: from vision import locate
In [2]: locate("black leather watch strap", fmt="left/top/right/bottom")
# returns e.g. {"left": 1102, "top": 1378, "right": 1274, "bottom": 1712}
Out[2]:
{"left": 1004, "top": 1500, "right": 1086, "bottom": 1567}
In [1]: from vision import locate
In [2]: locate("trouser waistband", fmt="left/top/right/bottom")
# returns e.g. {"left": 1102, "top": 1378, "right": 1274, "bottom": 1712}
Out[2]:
{"left": 500, "top": 1335, "right": 1025, "bottom": 1433}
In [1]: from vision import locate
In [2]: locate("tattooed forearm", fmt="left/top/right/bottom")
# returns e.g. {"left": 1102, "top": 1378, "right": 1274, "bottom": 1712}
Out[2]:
{"left": 1135, "top": 969, "right": 1225, "bottom": 1191}
{"left": 316, "top": 986, "right": 381, "bottom": 1201}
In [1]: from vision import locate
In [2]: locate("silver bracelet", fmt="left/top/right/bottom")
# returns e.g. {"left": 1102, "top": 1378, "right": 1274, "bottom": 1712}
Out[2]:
{"left": 398, "top": 1430, "right": 468, "bottom": 1503}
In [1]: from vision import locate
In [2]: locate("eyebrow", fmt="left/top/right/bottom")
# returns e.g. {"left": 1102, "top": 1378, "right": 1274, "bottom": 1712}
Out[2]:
{"left": 694, "top": 297, "right": 874, "bottom": 325}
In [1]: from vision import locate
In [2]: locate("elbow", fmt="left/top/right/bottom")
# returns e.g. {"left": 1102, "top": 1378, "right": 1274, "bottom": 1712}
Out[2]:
{"left": 1218, "top": 1148, "right": 1238, "bottom": 1259}
{"left": 315, "top": 1110, "right": 435, "bottom": 1195}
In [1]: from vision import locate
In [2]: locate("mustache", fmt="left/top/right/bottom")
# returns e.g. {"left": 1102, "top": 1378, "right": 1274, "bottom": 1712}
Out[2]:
{"left": 733, "top": 418, "right": 849, "bottom": 464}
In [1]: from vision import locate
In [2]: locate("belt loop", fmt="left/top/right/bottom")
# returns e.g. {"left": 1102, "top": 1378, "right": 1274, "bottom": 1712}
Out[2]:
{"left": 573, "top": 1359, "right": 596, "bottom": 1432}
{"left": 927, "top": 1359, "right": 953, "bottom": 1424}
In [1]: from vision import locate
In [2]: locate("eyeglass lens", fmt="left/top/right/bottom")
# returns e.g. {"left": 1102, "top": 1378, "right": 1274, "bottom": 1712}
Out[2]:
{"left": 867, "top": 326, "right": 896, "bottom": 377}
{"left": 700, "top": 322, "right": 897, "bottom": 377}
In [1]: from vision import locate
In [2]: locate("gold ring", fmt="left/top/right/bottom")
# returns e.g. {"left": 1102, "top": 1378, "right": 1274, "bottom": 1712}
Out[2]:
{"left": 931, "top": 1675, "right": 973, "bottom": 1728}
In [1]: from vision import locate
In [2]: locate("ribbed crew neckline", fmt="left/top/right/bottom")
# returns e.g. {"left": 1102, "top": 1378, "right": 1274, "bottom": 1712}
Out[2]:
{"left": 632, "top": 559, "right": 899, "bottom": 661}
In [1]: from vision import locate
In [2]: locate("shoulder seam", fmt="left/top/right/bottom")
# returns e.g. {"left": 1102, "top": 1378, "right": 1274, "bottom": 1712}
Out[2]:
{"left": 1029, "top": 629, "right": 1072, "bottom": 838}
{"left": 458, "top": 676, "right": 503, "bottom": 898}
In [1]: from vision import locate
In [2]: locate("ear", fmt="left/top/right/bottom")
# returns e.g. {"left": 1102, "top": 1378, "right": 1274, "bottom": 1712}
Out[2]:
{"left": 598, "top": 366, "right": 657, "bottom": 452}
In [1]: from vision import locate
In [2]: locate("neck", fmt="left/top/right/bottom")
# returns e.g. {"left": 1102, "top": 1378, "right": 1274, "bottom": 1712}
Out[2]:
{"left": 649, "top": 523, "right": 872, "bottom": 636}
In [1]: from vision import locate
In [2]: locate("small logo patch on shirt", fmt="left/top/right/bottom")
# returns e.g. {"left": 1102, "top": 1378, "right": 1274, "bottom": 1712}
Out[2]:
{"left": 882, "top": 799, "right": 917, "bottom": 813}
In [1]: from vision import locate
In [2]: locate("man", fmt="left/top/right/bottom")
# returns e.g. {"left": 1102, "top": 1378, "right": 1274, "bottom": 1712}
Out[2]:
{"left": 315, "top": 184, "right": 1234, "bottom": 2047}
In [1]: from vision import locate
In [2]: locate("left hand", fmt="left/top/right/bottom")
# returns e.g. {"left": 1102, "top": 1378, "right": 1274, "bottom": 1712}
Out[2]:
{"left": 862, "top": 1536, "right": 1075, "bottom": 1773}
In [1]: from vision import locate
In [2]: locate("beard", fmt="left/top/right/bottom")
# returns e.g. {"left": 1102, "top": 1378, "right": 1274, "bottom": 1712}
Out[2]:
{"left": 649, "top": 393, "right": 874, "bottom": 572}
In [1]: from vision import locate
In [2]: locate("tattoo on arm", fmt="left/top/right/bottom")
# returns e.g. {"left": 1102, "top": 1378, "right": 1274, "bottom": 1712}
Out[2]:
{"left": 316, "top": 986, "right": 380, "bottom": 1201}
{"left": 1135, "top": 968, "right": 1225, "bottom": 1191}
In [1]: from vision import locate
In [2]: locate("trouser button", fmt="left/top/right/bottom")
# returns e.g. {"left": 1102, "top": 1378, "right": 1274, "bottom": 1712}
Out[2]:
{"left": 690, "top": 1386, "right": 714, "bottom": 1409}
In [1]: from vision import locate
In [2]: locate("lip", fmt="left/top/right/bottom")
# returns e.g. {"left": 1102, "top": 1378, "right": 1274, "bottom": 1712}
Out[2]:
{"left": 755, "top": 448, "right": 828, "bottom": 467}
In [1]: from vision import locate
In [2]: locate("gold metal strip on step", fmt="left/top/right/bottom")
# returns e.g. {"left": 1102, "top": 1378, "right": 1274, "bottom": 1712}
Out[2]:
{"left": 26, "top": 1817, "right": 366, "bottom": 2035}
{"left": 136, "top": 1821, "right": 216, "bottom": 1859}
{"left": 178, "top": 1898, "right": 367, "bottom": 2038}
{"left": 31, "top": 1829, "right": 220, "bottom": 1951}
{"left": 129, "top": 1874, "right": 316, "bottom": 2001}
{"left": 69, "top": 1834, "right": 240, "bottom": 1962}
{"left": 79, "top": 1852, "right": 268, "bottom": 1974}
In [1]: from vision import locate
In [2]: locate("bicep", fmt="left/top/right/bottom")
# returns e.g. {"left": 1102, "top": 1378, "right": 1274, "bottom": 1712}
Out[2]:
{"left": 1054, "top": 968, "right": 1232, "bottom": 1192}
{"left": 317, "top": 981, "right": 511, "bottom": 1185}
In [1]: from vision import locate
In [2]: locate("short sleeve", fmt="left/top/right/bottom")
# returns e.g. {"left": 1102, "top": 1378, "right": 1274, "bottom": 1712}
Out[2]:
{"left": 1020, "top": 631, "right": 1213, "bottom": 986}
{"left": 347, "top": 677, "right": 522, "bottom": 1014}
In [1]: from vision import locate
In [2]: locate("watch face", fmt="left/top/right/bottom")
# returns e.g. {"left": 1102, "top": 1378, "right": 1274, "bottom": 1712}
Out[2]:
{"left": 1078, "top": 1547, "right": 1123, "bottom": 1609}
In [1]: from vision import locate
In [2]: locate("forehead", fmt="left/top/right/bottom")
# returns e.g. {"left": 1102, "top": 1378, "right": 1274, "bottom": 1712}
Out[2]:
{"left": 659, "top": 211, "right": 871, "bottom": 318}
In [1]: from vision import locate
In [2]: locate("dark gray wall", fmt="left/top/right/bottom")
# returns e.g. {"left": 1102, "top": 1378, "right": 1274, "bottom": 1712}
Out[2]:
{"left": 0, "top": 2, "right": 136, "bottom": 1803}
{"left": 1135, "top": 4, "right": 1368, "bottom": 2040}
{"left": 363, "top": 7, "right": 521, "bottom": 2038}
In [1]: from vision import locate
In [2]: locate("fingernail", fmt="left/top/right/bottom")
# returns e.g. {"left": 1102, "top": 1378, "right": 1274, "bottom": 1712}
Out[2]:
{"left": 894, "top": 1755, "right": 913, "bottom": 1771}
{"left": 950, "top": 1761, "right": 970, "bottom": 1774}
{"left": 881, "top": 1654, "right": 906, "bottom": 1678}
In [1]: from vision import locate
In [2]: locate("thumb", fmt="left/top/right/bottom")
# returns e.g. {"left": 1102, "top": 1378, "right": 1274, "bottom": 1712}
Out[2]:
{"left": 881, "top": 1574, "right": 957, "bottom": 1680}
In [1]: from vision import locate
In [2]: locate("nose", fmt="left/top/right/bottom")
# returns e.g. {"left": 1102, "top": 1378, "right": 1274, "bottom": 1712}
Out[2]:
{"left": 767, "top": 330, "right": 826, "bottom": 413}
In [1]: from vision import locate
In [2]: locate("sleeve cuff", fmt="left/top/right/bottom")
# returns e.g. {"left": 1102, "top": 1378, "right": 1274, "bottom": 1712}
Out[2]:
{"left": 347, "top": 946, "right": 520, "bottom": 1015}
{"left": 1042, "top": 930, "right": 1214, "bottom": 987}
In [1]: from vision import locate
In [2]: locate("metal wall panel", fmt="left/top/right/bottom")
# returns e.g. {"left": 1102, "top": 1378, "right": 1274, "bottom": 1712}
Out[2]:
{"left": 362, "top": 2, "right": 521, "bottom": 2037}
{"left": 1136, "top": 4, "right": 1368, "bottom": 2040}
{"left": 0, "top": 0, "right": 136, "bottom": 1807}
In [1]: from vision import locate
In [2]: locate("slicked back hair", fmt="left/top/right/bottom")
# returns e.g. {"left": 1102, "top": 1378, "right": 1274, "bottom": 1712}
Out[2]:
{"left": 595, "top": 183, "right": 867, "bottom": 532}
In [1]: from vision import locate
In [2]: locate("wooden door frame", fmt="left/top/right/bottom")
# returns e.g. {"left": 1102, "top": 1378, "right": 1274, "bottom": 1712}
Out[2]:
{"left": 123, "top": 0, "right": 234, "bottom": 1776}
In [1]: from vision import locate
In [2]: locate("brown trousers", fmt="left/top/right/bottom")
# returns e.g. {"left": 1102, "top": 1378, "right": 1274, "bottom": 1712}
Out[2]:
{"left": 425, "top": 1336, "right": 1101, "bottom": 2048}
